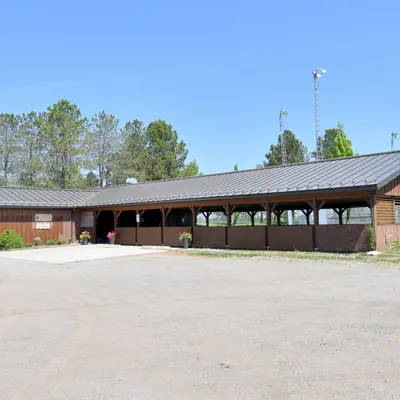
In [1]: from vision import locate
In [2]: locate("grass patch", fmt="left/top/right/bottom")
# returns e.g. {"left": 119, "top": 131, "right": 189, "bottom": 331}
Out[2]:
{"left": 179, "top": 249, "right": 400, "bottom": 265}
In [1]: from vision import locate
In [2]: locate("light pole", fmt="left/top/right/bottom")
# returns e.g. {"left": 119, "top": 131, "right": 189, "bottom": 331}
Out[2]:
{"left": 312, "top": 68, "right": 326, "bottom": 160}
{"left": 280, "top": 110, "right": 289, "bottom": 165}
{"left": 391, "top": 132, "right": 398, "bottom": 151}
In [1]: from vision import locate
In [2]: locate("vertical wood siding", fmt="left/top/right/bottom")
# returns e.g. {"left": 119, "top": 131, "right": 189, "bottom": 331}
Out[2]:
{"left": 0, "top": 208, "right": 74, "bottom": 244}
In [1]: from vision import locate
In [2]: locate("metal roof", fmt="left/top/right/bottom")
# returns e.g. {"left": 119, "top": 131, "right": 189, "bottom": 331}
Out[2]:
{"left": 0, "top": 187, "right": 96, "bottom": 208}
{"left": 84, "top": 151, "right": 400, "bottom": 207}
{"left": 1, "top": 151, "right": 400, "bottom": 208}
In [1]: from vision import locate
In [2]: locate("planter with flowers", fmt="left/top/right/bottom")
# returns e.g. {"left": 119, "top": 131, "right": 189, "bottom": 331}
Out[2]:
{"left": 80, "top": 231, "right": 91, "bottom": 245}
{"left": 178, "top": 231, "right": 192, "bottom": 249}
{"left": 107, "top": 231, "right": 117, "bottom": 245}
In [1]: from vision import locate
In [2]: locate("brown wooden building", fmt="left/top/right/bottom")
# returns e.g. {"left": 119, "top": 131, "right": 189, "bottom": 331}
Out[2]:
{"left": 1, "top": 151, "right": 400, "bottom": 252}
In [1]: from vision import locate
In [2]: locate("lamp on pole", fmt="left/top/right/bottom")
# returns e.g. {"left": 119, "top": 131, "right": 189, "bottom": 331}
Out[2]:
{"left": 280, "top": 110, "right": 289, "bottom": 165}
{"left": 312, "top": 68, "right": 327, "bottom": 160}
{"left": 391, "top": 132, "right": 399, "bottom": 151}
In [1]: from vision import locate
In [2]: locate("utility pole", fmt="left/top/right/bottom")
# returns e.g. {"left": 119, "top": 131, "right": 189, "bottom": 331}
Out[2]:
{"left": 312, "top": 68, "right": 326, "bottom": 160}
{"left": 391, "top": 132, "right": 398, "bottom": 151}
{"left": 280, "top": 110, "right": 289, "bottom": 165}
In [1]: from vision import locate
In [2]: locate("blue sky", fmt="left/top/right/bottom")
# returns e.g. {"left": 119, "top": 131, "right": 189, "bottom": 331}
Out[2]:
{"left": 1, "top": 0, "right": 399, "bottom": 174}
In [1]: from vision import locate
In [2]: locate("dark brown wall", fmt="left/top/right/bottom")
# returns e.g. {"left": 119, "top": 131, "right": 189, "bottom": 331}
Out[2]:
{"left": 316, "top": 224, "right": 370, "bottom": 252}
{"left": 379, "top": 176, "right": 400, "bottom": 196}
{"left": 0, "top": 208, "right": 74, "bottom": 244}
{"left": 193, "top": 226, "right": 226, "bottom": 248}
{"left": 115, "top": 227, "right": 136, "bottom": 245}
{"left": 375, "top": 224, "right": 400, "bottom": 250}
{"left": 228, "top": 226, "right": 266, "bottom": 249}
{"left": 137, "top": 227, "right": 162, "bottom": 245}
{"left": 164, "top": 226, "right": 191, "bottom": 247}
{"left": 268, "top": 226, "right": 313, "bottom": 251}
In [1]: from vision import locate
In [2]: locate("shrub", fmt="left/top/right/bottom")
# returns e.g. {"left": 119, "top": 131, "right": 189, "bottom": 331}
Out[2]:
{"left": 366, "top": 225, "right": 375, "bottom": 249}
{"left": 33, "top": 237, "right": 41, "bottom": 246}
{"left": 45, "top": 239, "right": 57, "bottom": 246}
{"left": 0, "top": 230, "right": 24, "bottom": 250}
{"left": 392, "top": 240, "right": 400, "bottom": 250}
{"left": 57, "top": 240, "right": 66, "bottom": 245}
{"left": 26, "top": 242, "right": 33, "bottom": 248}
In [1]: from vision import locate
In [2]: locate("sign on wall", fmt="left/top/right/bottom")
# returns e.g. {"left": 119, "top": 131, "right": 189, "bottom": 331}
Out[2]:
{"left": 35, "top": 214, "right": 52, "bottom": 222}
{"left": 36, "top": 222, "right": 51, "bottom": 230}
{"left": 81, "top": 211, "right": 94, "bottom": 227}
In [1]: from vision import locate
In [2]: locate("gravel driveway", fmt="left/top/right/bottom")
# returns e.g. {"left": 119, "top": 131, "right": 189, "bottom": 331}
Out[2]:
{"left": 1, "top": 254, "right": 399, "bottom": 399}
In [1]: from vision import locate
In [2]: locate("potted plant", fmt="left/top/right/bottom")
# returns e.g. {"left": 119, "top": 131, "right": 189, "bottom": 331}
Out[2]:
{"left": 80, "top": 231, "right": 91, "bottom": 245}
{"left": 178, "top": 231, "right": 192, "bottom": 249}
{"left": 107, "top": 231, "right": 116, "bottom": 245}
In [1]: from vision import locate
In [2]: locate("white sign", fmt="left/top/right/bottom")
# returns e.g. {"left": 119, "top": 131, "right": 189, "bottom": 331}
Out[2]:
{"left": 136, "top": 214, "right": 140, "bottom": 223}
{"left": 35, "top": 214, "right": 52, "bottom": 222}
{"left": 81, "top": 211, "right": 94, "bottom": 227}
{"left": 36, "top": 222, "right": 51, "bottom": 230}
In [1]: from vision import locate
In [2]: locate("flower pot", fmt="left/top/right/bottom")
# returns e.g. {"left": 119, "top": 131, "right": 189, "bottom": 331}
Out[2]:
{"left": 82, "top": 237, "right": 89, "bottom": 245}
{"left": 109, "top": 236, "right": 116, "bottom": 245}
{"left": 182, "top": 237, "right": 189, "bottom": 249}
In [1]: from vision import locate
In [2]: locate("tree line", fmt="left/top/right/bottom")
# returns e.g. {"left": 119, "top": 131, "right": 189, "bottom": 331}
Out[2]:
{"left": 0, "top": 98, "right": 355, "bottom": 190}
{"left": 261, "top": 122, "right": 354, "bottom": 166}
{"left": 0, "top": 99, "right": 200, "bottom": 189}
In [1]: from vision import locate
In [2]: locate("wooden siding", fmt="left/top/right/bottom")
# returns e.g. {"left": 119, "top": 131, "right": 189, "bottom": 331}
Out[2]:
{"left": 137, "top": 227, "right": 162, "bottom": 246}
{"left": 228, "top": 226, "right": 266, "bottom": 250}
{"left": 316, "top": 225, "right": 370, "bottom": 252}
{"left": 379, "top": 176, "right": 400, "bottom": 196}
{"left": 164, "top": 227, "right": 191, "bottom": 247}
{"left": 0, "top": 208, "right": 74, "bottom": 244}
{"left": 375, "top": 224, "right": 400, "bottom": 250}
{"left": 268, "top": 226, "right": 314, "bottom": 251}
{"left": 376, "top": 197, "right": 395, "bottom": 224}
{"left": 193, "top": 226, "right": 226, "bottom": 248}
{"left": 115, "top": 227, "right": 136, "bottom": 245}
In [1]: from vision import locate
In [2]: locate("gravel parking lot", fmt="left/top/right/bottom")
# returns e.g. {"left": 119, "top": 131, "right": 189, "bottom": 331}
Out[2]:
{"left": 1, "top": 253, "right": 400, "bottom": 399}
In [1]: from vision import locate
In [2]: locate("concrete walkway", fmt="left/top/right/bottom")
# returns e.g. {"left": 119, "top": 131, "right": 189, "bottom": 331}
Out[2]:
{"left": 0, "top": 244, "right": 164, "bottom": 264}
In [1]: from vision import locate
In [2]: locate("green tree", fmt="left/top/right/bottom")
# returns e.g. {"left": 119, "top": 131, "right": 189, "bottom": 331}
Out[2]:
{"left": 180, "top": 159, "right": 200, "bottom": 177}
{"left": 263, "top": 130, "right": 308, "bottom": 166}
{"left": 90, "top": 111, "right": 120, "bottom": 186}
{"left": 318, "top": 122, "right": 354, "bottom": 159}
{"left": 18, "top": 112, "right": 45, "bottom": 186}
{"left": 38, "top": 100, "right": 89, "bottom": 188}
{"left": 0, "top": 113, "right": 21, "bottom": 185}
{"left": 143, "top": 120, "right": 188, "bottom": 180}
{"left": 76, "top": 171, "right": 99, "bottom": 189}
{"left": 233, "top": 164, "right": 239, "bottom": 171}
{"left": 109, "top": 119, "right": 147, "bottom": 184}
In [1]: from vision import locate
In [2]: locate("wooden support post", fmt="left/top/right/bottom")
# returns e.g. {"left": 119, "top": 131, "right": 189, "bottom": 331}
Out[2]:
{"left": 301, "top": 209, "right": 312, "bottom": 225}
{"left": 263, "top": 202, "right": 270, "bottom": 249}
{"left": 226, "top": 205, "right": 231, "bottom": 248}
{"left": 246, "top": 210, "right": 257, "bottom": 226}
{"left": 113, "top": 210, "right": 118, "bottom": 229}
{"left": 201, "top": 211, "right": 212, "bottom": 227}
{"left": 161, "top": 208, "right": 165, "bottom": 246}
{"left": 95, "top": 210, "right": 101, "bottom": 220}
{"left": 369, "top": 195, "right": 376, "bottom": 249}
{"left": 312, "top": 199, "right": 318, "bottom": 251}
{"left": 333, "top": 207, "right": 346, "bottom": 225}
{"left": 274, "top": 210, "right": 283, "bottom": 226}
{"left": 190, "top": 207, "right": 196, "bottom": 246}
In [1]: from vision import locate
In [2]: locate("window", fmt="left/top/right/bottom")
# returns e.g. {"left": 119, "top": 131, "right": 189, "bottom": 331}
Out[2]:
{"left": 395, "top": 202, "right": 400, "bottom": 224}
{"left": 81, "top": 211, "right": 94, "bottom": 227}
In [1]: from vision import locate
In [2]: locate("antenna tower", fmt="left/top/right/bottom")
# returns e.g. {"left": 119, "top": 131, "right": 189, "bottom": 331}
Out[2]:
{"left": 391, "top": 132, "right": 399, "bottom": 151}
{"left": 280, "top": 110, "right": 288, "bottom": 164}
{"left": 312, "top": 68, "right": 326, "bottom": 160}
